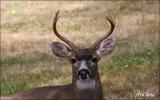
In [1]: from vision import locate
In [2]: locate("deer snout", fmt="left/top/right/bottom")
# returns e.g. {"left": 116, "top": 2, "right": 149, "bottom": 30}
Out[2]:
{"left": 78, "top": 69, "right": 91, "bottom": 80}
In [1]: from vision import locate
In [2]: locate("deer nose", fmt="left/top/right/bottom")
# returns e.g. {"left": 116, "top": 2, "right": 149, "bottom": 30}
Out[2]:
{"left": 78, "top": 69, "right": 90, "bottom": 80}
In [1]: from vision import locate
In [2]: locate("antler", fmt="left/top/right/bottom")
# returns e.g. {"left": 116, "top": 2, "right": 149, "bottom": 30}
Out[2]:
{"left": 53, "top": 10, "right": 77, "bottom": 51}
{"left": 90, "top": 16, "right": 115, "bottom": 50}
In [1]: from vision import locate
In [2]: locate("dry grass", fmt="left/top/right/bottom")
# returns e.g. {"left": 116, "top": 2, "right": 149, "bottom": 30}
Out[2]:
{"left": 1, "top": 1, "right": 159, "bottom": 99}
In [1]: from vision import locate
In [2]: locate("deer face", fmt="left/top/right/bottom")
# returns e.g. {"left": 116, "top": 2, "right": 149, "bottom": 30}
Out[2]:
{"left": 72, "top": 48, "right": 98, "bottom": 80}
{"left": 50, "top": 36, "right": 115, "bottom": 81}
{"left": 50, "top": 11, "right": 115, "bottom": 82}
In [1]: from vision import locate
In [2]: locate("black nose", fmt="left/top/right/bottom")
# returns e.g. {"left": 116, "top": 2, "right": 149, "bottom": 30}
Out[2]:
{"left": 78, "top": 69, "right": 90, "bottom": 80}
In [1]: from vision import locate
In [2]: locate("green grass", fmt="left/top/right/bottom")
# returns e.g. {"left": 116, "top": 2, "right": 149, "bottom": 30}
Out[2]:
{"left": 109, "top": 48, "right": 158, "bottom": 75}
{"left": 0, "top": 73, "right": 39, "bottom": 96}
{"left": 1, "top": 54, "right": 56, "bottom": 66}
{"left": 100, "top": 46, "right": 159, "bottom": 75}
{"left": 0, "top": 83, "right": 33, "bottom": 96}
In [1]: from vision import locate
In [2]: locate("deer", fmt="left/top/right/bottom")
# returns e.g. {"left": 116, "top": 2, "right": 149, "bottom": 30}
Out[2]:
{"left": 0, "top": 10, "right": 116, "bottom": 100}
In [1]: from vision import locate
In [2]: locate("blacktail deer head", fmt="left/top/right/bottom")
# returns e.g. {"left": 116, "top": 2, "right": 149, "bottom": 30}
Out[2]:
{"left": 0, "top": 10, "right": 115, "bottom": 100}
{"left": 50, "top": 10, "right": 116, "bottom": 100}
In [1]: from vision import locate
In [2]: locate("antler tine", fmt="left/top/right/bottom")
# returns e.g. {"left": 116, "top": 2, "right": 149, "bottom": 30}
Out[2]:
{"left": 53, "top": 10, "right": 77, "bottom": 51}
{"left": 90, "top": 16, "right": 115, "bottom": 50}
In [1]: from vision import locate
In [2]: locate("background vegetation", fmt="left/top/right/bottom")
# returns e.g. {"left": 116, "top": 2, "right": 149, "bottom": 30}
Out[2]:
{"left": 1, "top": 1, "right": 159, "bottom": 99}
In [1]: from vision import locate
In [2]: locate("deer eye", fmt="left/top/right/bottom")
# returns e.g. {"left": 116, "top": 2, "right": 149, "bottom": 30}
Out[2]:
{"left": 91, "top": 57, "right": 98, "bottom": 63}
{"left": 71, "top": 57, "right": 77, "bottom": 64}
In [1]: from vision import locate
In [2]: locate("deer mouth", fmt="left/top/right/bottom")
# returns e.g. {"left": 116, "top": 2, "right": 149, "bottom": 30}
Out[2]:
{"left": 77, "top": 69, "right": 91, "bottom": 80}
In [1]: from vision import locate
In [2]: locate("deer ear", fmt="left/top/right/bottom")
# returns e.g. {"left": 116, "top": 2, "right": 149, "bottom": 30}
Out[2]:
{"left": 50, "top": 42, "right": 71, "bottom": 58}
{"left": 96, "top": 37, "right": 116, "bottom": 56}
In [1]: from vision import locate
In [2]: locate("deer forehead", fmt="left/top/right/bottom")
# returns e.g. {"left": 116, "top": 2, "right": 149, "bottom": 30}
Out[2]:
{"left": 74, "top": 48, "right": 95, "bottom": 60}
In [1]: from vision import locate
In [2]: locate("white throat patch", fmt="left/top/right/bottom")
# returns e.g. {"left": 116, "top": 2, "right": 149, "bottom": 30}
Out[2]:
{"left": 76, "top": 80, "right": 96, "bottom": 90}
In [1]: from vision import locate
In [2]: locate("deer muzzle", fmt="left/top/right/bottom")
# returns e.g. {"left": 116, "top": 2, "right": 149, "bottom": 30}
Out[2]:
{"left": 78, "top": 69, "right": 91, "bottom": 80}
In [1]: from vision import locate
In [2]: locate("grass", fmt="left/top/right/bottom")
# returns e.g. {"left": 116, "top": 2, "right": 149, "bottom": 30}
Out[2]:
{"left": 0, "top": 83, "right": 30, "bottom": 96}
{"left": 107, "top": 51, "right": 158, "bottom": 76}
{"left": 1, "top": 53, "right": 56, "bottom": 66}
{"left": 1, "top": 1, "right": 159, "bottom": 99}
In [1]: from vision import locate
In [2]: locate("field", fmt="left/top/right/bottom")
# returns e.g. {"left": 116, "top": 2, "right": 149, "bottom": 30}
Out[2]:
{"left": 0, "top": 1, "right": 159, "bottom": 99}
